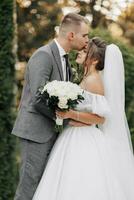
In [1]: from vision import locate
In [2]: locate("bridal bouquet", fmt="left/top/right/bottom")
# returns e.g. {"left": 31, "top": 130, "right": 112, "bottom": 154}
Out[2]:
{"left": 39, "top": 80, "right": 84, "bottom": 132}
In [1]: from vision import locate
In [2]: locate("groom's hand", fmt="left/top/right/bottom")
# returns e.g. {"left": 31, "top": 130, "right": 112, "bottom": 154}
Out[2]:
{"left": 69, "top": 120, "right": 91, "bottom": 127}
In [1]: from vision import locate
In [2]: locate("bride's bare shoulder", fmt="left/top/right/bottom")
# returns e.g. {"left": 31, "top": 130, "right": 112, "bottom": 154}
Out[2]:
{"left": 84, "top": 74, "right": 104, "bottom": 96}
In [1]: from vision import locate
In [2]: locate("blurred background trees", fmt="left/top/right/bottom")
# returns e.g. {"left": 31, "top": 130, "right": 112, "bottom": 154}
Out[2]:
{"left": 118, "top": 3, "right": 134, "bottom": 45}
{"left": 17, "top": 0, "right": 62, "bottom": 61}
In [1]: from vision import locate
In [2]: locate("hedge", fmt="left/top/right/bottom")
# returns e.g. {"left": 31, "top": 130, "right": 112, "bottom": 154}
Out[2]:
{"left": 0, "top": 0, "right": 17, "bottom": 199}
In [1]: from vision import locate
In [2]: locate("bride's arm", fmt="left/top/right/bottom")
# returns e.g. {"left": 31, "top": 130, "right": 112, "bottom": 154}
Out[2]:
{"left": 69, "top": 120, "right": 91, "bottom": 126}
{"left": 56, "top": 110, "right": 105, "bottom": 125}
{"left": 56, "top": 76, "right": 106, "bottom": 125}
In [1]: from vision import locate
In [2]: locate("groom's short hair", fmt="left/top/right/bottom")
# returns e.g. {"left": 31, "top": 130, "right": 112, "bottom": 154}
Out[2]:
{"left": 59, "top": 13, "right": 89, "bottom": 35}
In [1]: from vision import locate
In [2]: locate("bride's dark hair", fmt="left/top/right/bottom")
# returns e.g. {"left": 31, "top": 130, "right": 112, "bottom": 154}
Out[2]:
{"left": 84, "top": 37, "right": 107, "bottom": 74}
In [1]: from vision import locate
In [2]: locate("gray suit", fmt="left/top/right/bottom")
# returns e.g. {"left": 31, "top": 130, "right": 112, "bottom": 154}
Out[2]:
{"left": 12, "top": 40, "right": 73, "bottom": 200}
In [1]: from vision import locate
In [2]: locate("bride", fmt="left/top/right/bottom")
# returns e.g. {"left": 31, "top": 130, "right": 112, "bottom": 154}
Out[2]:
{"left": 33, "top": 37, "right": 134, "bottom": 200}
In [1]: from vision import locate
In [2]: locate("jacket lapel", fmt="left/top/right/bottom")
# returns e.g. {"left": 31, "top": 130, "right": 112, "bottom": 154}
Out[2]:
{"left": 49, "top": 40, "right": 64, "bottom": 81}
{"left": 49, "top": 40, "right": 73, "bottom": 82}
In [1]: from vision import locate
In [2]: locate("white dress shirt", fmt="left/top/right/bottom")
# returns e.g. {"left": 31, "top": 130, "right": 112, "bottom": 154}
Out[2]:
{"left": 54, "top": 39, "right": 67, "bottom": 81}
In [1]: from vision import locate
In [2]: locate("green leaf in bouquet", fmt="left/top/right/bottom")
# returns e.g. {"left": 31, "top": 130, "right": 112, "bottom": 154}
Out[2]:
{"left": 42, "top": 91, "right": 49, "bottom": 99}
{"left": 78, "top": 95, "right": 84, "bottom": 101}
{"left": 67, "top": 99, "right": 78, "bottom": 109}
{"left": 54, "top": 124, "right": 63, "bottom": 133}
{"left": 48, "top": 96, "right": 59, "bottom": 109}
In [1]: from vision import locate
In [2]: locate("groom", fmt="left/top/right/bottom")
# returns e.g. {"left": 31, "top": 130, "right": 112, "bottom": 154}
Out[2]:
{"left": 12, "top": 13, "right": 89, "bottom": 200}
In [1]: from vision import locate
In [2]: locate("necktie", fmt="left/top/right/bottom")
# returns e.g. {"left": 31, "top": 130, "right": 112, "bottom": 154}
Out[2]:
{"left": 63, "top": 54, "right": 70, "bottom": 81}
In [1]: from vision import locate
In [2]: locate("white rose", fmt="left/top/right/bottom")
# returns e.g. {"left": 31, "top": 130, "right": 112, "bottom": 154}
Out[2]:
{"left": 48, "top": 88, "right": 58, "bottom": 97}
{"left": 69, "top": 92, "right": 78, "bottom": 100}
{"left": 58, "top": 97, "right": 68, "bottom": 109}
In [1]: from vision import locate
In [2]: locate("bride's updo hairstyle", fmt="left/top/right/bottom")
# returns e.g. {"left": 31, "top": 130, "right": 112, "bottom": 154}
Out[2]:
{"left": 84, "top": 37, "right": 107, "bottom": 72}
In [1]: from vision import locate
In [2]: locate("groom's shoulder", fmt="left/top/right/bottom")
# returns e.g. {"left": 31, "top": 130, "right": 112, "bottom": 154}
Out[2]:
{"left": 30, "top": 40, "right": 55, "bottom": 60}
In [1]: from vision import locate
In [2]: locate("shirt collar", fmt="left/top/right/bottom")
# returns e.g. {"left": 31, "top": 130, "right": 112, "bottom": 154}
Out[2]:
{"left": 54, "top": 39, "right": 66, "bottom": 57}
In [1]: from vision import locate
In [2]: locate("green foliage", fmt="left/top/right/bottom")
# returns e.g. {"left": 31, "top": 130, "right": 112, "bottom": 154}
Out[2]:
{"left": 17, "top": 0, "right": 62, "bottom": 61}
{"left": 0, "top": 0, "right": 17, "bottom": 199}
{"left": 69, "top": 50, "right": 84, "bottom": 84}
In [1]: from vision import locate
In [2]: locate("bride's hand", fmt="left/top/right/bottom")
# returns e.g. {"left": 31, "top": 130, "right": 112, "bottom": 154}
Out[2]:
{"left": 56, "top": 109, "right": 74, "bottom": 119}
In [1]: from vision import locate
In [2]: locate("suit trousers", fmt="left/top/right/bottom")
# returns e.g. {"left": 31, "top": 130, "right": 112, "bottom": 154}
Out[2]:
{"left": 14, "top": 133, "right": 58, "bottom": 200}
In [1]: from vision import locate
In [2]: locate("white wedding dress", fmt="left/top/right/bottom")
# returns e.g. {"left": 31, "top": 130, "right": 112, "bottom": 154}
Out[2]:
{"left": 33, "top": 90, "right": 134, "bottom": 200}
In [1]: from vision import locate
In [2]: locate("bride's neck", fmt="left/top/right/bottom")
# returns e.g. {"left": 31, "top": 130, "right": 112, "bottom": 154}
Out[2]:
{"left": 84, "top": 65, "right": 99, "bottom": 77}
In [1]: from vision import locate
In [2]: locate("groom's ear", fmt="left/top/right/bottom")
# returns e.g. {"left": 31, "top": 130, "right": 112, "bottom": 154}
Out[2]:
{"left": 67, "top": 31, "right": 75, "bottom": 41}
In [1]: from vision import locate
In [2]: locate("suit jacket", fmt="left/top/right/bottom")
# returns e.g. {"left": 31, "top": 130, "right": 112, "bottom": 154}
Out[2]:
{"left": 11, "top": 40, "right": 73, "bottom": 143}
